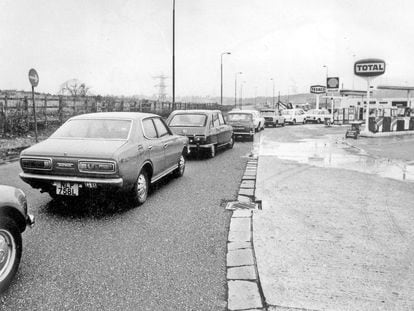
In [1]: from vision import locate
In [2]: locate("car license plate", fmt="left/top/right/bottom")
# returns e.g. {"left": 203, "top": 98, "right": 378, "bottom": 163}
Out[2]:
{"left": 56, "top": 182, "right": 79, "bottom": 196}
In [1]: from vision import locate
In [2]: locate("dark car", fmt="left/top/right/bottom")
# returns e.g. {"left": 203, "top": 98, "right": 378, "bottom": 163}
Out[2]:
{"left": 19, "top": 112, "right": 189, "bottom": 205}
{"left": 0, "top": 185, "right": 34, "bottom": 292}
{"left": 166, "top": 110, "right": 234, "bottom": 158}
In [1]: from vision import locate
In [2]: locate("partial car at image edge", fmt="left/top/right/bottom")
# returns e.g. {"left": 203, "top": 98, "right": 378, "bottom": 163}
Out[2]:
{"left": 0, "top": 185, "right": 34, "bottom": 293}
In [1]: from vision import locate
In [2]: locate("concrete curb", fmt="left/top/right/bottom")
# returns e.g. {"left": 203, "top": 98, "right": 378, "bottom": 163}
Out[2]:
{"left": 360, "top": 130, "right": 414, "bottom": 137}
{"left": 226, "top": 156, "right": 266, "bottom": 311}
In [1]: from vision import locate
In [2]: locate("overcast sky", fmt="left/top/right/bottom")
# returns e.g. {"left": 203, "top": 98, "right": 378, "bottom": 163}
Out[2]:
{"left": 1, "top": 0, "right": 414, "bottom": 98}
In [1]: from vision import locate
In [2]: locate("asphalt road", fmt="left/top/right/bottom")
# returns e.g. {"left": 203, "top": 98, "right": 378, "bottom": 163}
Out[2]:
{"left": 0, "top": 141, "right": 252, "bottom": 311}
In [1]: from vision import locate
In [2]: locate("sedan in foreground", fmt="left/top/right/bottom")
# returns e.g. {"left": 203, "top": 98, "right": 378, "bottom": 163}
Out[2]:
{"left": 19, "top": 112, "right": 189, "bottom": 206}
{"left": 0, "top": 185, "right": 34, "bottom": 293}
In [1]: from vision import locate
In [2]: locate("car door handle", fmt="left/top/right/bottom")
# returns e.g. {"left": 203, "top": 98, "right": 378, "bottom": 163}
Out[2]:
{"left": 163, "top": 143, "right": 168, "bottom": 149}
{"left": 148, "top": 145, "right": 153, "bottom": 150}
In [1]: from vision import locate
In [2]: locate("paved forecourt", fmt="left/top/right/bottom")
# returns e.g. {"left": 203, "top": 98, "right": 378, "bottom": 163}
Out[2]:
{"left": 254, "top": 128, "right": 414, "bottom": 310}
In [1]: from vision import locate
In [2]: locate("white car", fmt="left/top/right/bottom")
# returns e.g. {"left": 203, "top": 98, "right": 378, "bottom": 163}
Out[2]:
{"left": 282, "top": 109, "right": 307, "bottom": 125}
{"left": 229, "top": 109, "right": 265, "bottom": 132}
{"left": 305, "top": 109, "right": 332, "bottom": 124}
{"left": 260, "top": 109, "right": 285, "bottom": 127}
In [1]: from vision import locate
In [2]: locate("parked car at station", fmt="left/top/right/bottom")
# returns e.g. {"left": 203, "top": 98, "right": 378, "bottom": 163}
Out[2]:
{"left": 19, "top": 112, "right": 189, "bottom": 206}
{"left": 166, "top": 110, "right": 234, "bottom": 158}
{"left": 282, "top": 108, "right": 307, "bottom": 125}
{"left": 260, "top": 109, "right": 285, "bottom": 127}
{"left": 0, "top": 185, "right": 34, "bottom": 292}
{"left": 226, "top": 110, "right": 261, "bottom": 141}
{"left": 305, "top": 109, "right": 332, "bottom": 124}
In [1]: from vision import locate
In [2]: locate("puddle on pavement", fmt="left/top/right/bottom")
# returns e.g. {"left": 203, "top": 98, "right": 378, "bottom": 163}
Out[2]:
{"left": 259, "top": 136, "right": 414, "bottom": 182}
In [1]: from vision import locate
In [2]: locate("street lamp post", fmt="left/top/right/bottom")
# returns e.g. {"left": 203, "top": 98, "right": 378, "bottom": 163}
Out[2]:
{"left": 172, "top": 0, "right": 175, "bottom": 105}
{"left": 220, "top": 52, "right": 231, "bottom": 106}
{"left": 240, "top": 81, "right": 246, "bottom": 109}
{"left": 270, "top": 78, "right": 275, "bottom": 109}
{"left": 234, "top": 72, "right": 243, "bottom": 108}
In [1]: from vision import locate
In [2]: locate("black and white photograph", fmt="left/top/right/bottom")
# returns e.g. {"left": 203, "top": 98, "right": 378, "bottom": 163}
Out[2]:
{"left": 0, "top": 0, "right": 414, "bottom": 310}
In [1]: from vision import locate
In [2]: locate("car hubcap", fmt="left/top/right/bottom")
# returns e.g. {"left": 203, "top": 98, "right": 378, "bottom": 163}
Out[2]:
{"left": 0, "top": 230, "right": 16, "bottom": 282}
{"left": 211, "top": 146, "right": 215, "bottom": 157}
{"left": 137, "top": 174, "right": 147, "bottom": 201}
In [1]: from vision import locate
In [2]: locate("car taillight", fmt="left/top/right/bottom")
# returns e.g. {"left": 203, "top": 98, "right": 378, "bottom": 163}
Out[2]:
{"left": 21, "top": 157, "right": 52, "bottom": 170}
{"left": 194, "top": 135, "right": 205, "bottom": 142}
{"left": 78, "top": 160, "right": 116, "bottom": 174}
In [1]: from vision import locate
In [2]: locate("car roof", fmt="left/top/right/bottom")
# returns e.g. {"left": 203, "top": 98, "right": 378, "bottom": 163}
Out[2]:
{"left": 69, "top": 112, "right": 159, "bottom": 121}
{"left": 228, "top": 110, "right": 256, "bottom": 114}
{"left": 170, "top": 109, "right": 221, "bottom": 114}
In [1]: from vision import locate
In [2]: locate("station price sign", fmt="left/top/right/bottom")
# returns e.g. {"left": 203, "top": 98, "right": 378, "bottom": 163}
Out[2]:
{"left": 354, "top": 58, "right": 385, "bottom": 77}
{"left": 310, "top": 85, "right": 326, "bottom": 94}
{"left": 326, "top": 77, "right": 339, "bottom": 91}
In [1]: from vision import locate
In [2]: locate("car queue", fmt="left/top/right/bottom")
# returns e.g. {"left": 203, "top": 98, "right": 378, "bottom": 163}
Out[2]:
{"left": 1, "top": 106, "right": 320, "bottom": 293}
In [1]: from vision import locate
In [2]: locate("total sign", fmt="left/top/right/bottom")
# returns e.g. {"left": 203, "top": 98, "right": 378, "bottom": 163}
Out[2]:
{"left": 310, "top": 85, "right": 326, "bottom": 94}
{"left": 354, "top": 58, "right": 385, "bottom": 77}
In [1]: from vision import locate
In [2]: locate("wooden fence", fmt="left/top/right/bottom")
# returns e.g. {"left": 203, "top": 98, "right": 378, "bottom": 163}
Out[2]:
{"left": 0, "top": 95, "right": 230, "bottom": 136}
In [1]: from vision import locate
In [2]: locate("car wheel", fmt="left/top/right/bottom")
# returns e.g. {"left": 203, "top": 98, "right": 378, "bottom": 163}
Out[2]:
{"left": 317, "top": 118, "right": 321, "bottom": 124}
{"left": 173, "top": 154, "right": 186, "bottom": 178}
{"left": 131, "top": 170, "right": 149, "bottom": 206}
{"left": 209, "top": 145, "right": 216, "bottom": 158}
{"left": 282, "top": 122, "right": 285, "bottom": 127}
{"left": 303, "top": 119, "right": 306, "bottom": 124}
{"left": 227, "top": 136, "right": 235, "bottom": 149}
{"left": 292, "top": 119, "right": 296, "bottom": 125}
{"left": 0, "top": 217, "right": 22, "bottom": 293}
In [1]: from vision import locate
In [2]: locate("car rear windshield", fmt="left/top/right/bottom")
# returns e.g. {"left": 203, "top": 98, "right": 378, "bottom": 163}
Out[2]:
{"left": 169, "top": 114, "right": 207, "bottom": 127}
{"left": 51, "top": 119, "right": 132, "bottom": 139}
{"left": 227, "top": 113, "right": 252, "bottom": 121}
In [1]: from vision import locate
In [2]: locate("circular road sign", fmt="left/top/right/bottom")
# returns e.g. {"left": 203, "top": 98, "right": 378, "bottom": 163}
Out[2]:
{"left": 354, "top": 58, "right": 385, "bottom": 77}
{"left": 28, "top": 68, "right": 39, "bottom": 87}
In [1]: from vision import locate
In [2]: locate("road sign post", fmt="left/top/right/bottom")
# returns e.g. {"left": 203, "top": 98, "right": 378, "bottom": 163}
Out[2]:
{"left": 28, "top": 68, "right": 39, "bottom": 142}
{"left": 354, "top": 59, "right": 386, "bottom": 133}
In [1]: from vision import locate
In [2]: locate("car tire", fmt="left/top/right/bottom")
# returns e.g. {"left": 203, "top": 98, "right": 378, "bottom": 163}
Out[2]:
{"left": 317, "top": 118, "right": 321, "bottom": 124}
{"left": 292, "top": 119, "right": 296, "bottom": 125}
{"left": 227, "top": 136, "right": 235, "bottom": 149}
{"left": 131, "top": 169, "right": 149, "bottom": 206}
{"left": 303, "top": 119, "right": 306, "bottom": 124}
{"left": 173, "top": 154, "right": 186, "bottom": 178}
{"left": 0, "top": 217, "right": 22, "bottom": 293}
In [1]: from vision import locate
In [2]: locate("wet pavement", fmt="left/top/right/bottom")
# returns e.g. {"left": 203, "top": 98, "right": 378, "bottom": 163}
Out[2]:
{"left": 259, "top": 133, "right": 414, "bottom": 182}
{"left": 254, "top": 125, "right": 414, "bottom": 310}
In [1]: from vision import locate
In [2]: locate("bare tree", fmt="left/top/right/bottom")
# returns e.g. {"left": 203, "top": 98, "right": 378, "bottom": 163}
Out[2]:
{"left": 58, "top": 79, "right": 91, "bottom": 113}
{"left": 59, "top": 79, "right": 90, "bottom": 97}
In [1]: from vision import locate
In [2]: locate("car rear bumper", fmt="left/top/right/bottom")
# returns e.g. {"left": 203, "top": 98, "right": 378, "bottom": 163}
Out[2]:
{"left": 19, "top": 172, "right": 124, "bottom": 188}
{"left": 189, "top": 143, "right": 214, "bottom": 149}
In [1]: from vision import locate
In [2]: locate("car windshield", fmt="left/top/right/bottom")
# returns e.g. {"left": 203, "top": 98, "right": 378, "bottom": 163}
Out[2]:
{"left": 50, "top": 119, "right": 132, "bottom": 139}
{"left": 169, "top": 114, "right": 207, "bottom": 127}
{"left": 282, "top": 110, "right": 294, "bottom": 115}
{"left": 227, "top": 113, "right": 252, "bottom": 121}
{"left": 261, "top": 111, "right": 275, "bottom": 116}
